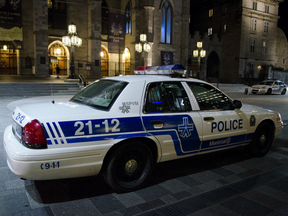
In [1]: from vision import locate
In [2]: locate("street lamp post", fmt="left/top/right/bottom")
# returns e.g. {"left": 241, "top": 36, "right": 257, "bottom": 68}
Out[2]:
{"left": 193, "top": 42, "right": 206, "bottom": 79}
{"left": 135, "top": 34, "right": 151, "bottom": 67}
{"left": 62, "top": 23, "right": 82, "bottom": 79}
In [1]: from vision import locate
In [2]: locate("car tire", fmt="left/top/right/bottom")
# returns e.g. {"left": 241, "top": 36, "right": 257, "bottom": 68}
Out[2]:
{"left": 266, "top": 88, "right": 272, "bottom": 95}
{"left": 281, "top": 89, "right": 286, "bottom": 95}
{"left": 247, "top": 122, "right": 273, "bottom": 157}
{"left": 103, "top": 141, "right": 154, "bottom": 192}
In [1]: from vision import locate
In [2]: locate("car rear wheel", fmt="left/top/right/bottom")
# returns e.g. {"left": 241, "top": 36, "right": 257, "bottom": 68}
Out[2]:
{"left": 247, "top": 122, "right": 273, "bottom": 157}
{"left": 103, "top": 141, "right": 154, "bottom": 192}
{"left": 266, "top": 88, "right": 272, "bottom": 95}
{"left": 281, "top": 89, "right": 286, "bottom": 95}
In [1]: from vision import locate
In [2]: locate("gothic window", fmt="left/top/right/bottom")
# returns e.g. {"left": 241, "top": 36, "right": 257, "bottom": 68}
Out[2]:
{"left": 208, "top": 28, "right": 212, "bottom": 35}
{"left": 125, "top": 1, "right": 132, "bottom": 34}
{"left": 223, "top": 23, "right": 227, "bottom": 32}
{"left": 253, "top": 2, "right": 257, "bottom": 10}
{"left": 252, "top": 19, "right": 257, "bottom": 31}
{"left": 264, "top": 21, "right": 268, "bottom": 33}
{"left": 265, "top": 5, "right": 269, "bottom": 13}
{"left": 222, "top": 4, "right": 227, "bottom": 15}
{"left": 48, "top": 0, "right": 67, "bottom": 29}
{"left": 209, "top": 9, "right": 213, "bottom": 17}
{"left": 262, "top": 41, "right": 267, "bottom": 55}
{"left": 161, "top": 1, "right": 172, "bottom": 44}
{"left": 101, "top": 1, "right": 109, "bottom": 35}
{"left": 250, "top": 39, "right": 256, "bottom": 53}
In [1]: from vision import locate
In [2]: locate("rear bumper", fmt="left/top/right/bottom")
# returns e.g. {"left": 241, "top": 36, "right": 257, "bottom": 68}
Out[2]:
{"left": 3, "top": 125, "right": 109, "bottom": 180}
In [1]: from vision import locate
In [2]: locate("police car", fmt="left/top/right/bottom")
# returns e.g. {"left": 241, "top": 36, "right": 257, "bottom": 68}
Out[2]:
{"left": 3, "top": 69, "right": 283, "bottom": 192}
{"left": 250, "top": 80, "right": 287, "bottom": 95}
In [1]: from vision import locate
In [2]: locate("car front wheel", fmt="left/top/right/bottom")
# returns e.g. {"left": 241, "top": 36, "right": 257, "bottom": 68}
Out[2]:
{"left": 103, "top": 141, "right": 154, "bottom": 192}
{"left": 248, "top": 122, "right": 273, "bottom": 157}
{"left": 281, "top": 89, "right": 286, "bottom": 95}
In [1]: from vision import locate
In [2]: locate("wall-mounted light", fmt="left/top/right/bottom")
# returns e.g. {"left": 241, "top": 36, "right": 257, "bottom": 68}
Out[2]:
{"left": 100, "top": 51, "right": 104, "bottom": 57}
{"left": 3, "top": 45, "right": 7, "bottom": 50}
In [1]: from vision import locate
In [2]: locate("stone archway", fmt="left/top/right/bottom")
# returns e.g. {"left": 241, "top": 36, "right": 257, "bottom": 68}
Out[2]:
{"left": 207, "top": 51, "right": 220, "bottom": 83}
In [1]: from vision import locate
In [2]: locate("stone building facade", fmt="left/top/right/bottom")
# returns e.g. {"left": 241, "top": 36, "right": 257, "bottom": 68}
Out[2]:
{"left": 275, "top": 28, "right": 288, "bottom": 70}
{"left": 189, "top": 0, "right": 284, "bottom": 83}
{"left": 0, "top": 0, "right": 190, "bottom": 78}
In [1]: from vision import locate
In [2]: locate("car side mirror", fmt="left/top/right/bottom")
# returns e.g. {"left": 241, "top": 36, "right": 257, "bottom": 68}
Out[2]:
{"left": 233, "top": 100, "right": 242, "bottom": 109}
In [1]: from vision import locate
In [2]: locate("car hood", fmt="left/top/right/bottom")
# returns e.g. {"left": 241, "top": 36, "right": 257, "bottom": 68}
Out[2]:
{"left": 12, "top": 99, "right": 107, "bottom": 127}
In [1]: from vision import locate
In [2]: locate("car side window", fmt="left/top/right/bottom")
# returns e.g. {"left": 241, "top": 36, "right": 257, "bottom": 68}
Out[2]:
{"left": 144, "top": 82, "right": 192, "bottom": 113}
{"left": 187, "top": 82, "right": 233, "bottom": 111}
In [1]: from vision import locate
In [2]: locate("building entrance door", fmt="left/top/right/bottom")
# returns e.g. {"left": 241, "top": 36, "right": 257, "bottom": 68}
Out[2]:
{"left": 49, "top": 43, "right": 67, "bottom": 75}
{"left": 0, "top": 48, "right": 17, "bottom": 75}
{"left": 101, "top": 47, "right": 109, "bottom": 77}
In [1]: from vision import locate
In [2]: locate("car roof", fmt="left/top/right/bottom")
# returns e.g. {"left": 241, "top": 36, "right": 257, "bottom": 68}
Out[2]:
{"left": 101, "top": 75, "right": 207, "bottom": 84}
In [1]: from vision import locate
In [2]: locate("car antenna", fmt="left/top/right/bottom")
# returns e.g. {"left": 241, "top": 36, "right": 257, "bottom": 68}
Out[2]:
{"left": 50, "top": 76, "right": 55, "bottom": 104}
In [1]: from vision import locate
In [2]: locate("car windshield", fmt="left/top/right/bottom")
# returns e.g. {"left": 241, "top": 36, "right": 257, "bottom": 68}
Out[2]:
{"left": 258, "top": 81, "right": 274, "bottom": 85}
{"left": 70, "top": 79, "right": 128, "bottom": 110}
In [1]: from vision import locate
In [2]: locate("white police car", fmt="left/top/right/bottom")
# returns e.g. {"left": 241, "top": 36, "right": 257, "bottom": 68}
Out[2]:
{"left": 3, "top": 70, "right": 283, "bottom": 192}
{"left": 250, "top": 80, "right": 287, "bottom": 95}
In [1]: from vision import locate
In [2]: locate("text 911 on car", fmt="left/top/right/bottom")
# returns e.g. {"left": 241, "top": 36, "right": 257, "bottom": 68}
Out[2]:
{"left": 3, "top": 67, "right": 283, "bottom": 192}
{"left": 250, "top": 80, "right": 287, "bottom": 95}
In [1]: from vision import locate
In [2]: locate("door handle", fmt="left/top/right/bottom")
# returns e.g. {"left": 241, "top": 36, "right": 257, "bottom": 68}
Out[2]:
{"left": 151, "top": 120, "right": 164, "bottom": 129}
{"left": 204, "top": 117, "right": 214, "bottom": 121}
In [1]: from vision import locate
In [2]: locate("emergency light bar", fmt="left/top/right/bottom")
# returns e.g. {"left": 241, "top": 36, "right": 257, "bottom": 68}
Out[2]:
{"left": 134, "top": 64, "right": 187, "bottom": 77}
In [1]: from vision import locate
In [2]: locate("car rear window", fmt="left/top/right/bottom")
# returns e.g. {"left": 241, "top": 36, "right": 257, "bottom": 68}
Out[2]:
{"left": 70, "top": 79, "right": 128, "bottom": 110}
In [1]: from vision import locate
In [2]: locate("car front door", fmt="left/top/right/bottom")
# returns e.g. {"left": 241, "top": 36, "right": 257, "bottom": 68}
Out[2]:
{"left": 186, "top": 82, "right": 249, "bottom": 154}
{"left": 141, "top": 81, "right": 203, "bottom": 161}
{"left": 272, "top": 81, "right": 280, "bottom": 93}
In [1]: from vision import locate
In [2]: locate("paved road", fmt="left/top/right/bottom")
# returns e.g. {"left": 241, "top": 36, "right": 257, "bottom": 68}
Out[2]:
{"left": 1, "top": 84, "right": 288, "bottom": 215}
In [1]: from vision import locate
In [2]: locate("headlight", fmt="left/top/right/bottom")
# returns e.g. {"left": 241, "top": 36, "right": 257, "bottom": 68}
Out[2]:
{"left": 261, "top": 87, "right": 266, "bottom": 89}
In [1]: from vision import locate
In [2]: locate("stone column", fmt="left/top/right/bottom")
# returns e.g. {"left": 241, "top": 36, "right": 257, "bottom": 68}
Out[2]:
{"left": 87, "top": 0, "right": 102, "bottom": 79}
{"left": 181, "top": 0, "right": 190, "bottom": 69}
{"left": 33, "top": 0, "right": 49, "bottom": 77}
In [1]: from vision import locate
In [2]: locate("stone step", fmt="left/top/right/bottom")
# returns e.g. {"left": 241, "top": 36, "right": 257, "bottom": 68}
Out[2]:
{"left": 0, "top": 83, "right": 81, "bottom": 97}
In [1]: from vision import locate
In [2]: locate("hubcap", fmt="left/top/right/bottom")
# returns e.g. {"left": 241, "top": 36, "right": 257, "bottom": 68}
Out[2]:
{"left": 125, "top": 159, "right": 138, "bottom": 174}
{"left": 259, "top": 134, "right": 266, "bottom": 146}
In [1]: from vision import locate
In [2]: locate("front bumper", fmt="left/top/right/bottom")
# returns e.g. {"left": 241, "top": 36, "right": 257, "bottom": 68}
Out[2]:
{"left": 251, "top": 88, "right": 267, "bottom": 94}
{"left": 3, "top": 125, "right": 108, "bottom": 180}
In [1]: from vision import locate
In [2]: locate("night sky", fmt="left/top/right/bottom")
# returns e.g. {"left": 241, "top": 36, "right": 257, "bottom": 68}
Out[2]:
{"left": 278, "top": 0, "right": 288, "bottom": 39}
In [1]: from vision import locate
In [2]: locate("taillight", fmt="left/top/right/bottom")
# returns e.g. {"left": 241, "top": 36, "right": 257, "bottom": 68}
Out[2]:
{"left": 21, "top": 119, "right": 47, "bottom": 149}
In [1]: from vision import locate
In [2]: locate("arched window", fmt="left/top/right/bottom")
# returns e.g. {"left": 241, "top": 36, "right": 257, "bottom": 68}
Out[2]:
{"left": 126, "top": 1, "right": 132, "bottom": 34}
{"left": 161, "top": 1, "right": 172, "bottom": 44}
{"left": 48, "top": 0, "right": 67, "bottom": 29}
{"left": 101, "top": 1, "right": 109, "bottom": 35}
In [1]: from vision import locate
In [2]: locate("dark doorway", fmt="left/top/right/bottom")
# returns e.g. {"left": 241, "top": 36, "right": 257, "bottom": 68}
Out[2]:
{"left": 207, "top": 51, "right": 220, "bottom": 83}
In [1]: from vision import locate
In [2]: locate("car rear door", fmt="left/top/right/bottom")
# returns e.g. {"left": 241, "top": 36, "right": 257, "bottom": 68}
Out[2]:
{"left": 141, "top": 81, "right": 203, "bottom": 161}
{"left": 185, "top": 82, "right": 249, "bottom": 153}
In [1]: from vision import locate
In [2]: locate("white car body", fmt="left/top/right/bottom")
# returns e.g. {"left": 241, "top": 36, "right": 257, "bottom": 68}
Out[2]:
{"left": 3, "top": 75, "right": 283, "bottom": 191}
{"left": 250, "top": 80, "right": 287, "bottom": 95}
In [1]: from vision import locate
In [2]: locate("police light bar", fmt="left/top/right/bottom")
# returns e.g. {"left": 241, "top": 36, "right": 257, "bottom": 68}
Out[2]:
{"left": 134, "top": 64, "right": 187, "bottom": 77}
